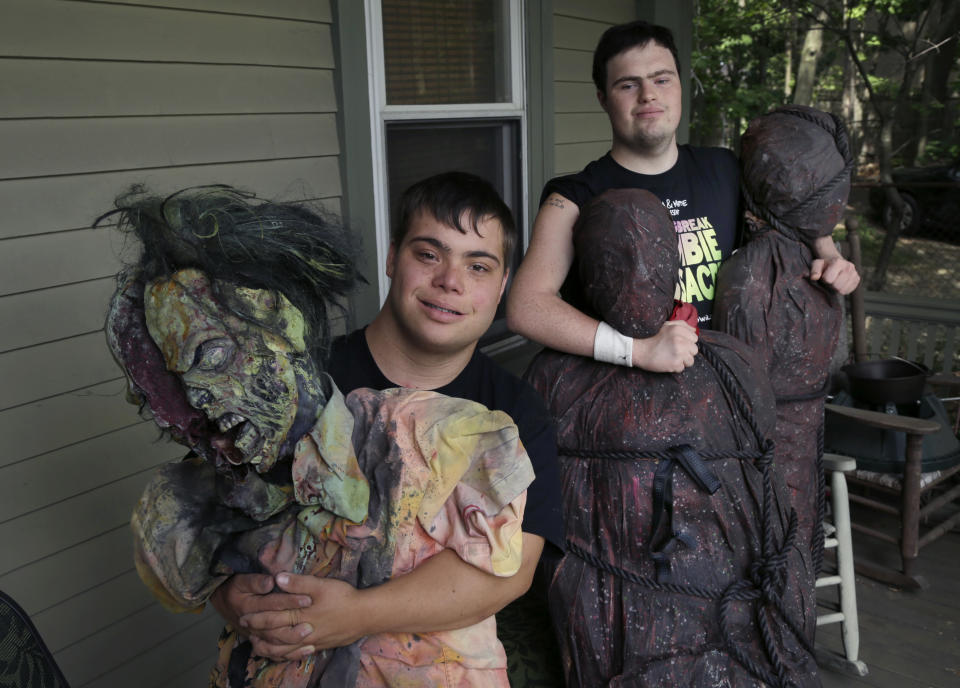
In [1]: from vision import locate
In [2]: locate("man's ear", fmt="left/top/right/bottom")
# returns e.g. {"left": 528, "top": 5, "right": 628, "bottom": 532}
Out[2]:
{"left": 385, "top": 243, "right": 397, "bottom": 279}
{"left": 597, "top": 89, "right": 608, "bottom": 112}
{"left": 497, "top": 268, "right": 510, "bottom": 302}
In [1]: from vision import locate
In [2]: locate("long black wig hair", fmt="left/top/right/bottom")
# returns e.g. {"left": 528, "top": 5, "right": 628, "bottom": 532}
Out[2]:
{"left": 99, "top": 184, "right": 363, "bottom": 363}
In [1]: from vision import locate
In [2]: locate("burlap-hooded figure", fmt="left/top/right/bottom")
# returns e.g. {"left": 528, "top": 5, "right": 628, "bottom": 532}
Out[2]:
{"left": 714, "top": 106, "right": 852, "bottom": 600}
{"left": 525, "top": 188, "right": 819, "bottom": 687}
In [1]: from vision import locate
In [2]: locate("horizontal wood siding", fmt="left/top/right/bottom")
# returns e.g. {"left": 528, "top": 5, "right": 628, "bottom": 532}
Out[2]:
{"left": 551, "top": 3, "right": 636, "bottom": 175}
{"left": 3, "top": 114, "right": 339, "bottom": 180}
{"left": 2, "top": 60, "right": 336, "bottom": 119}
{"left": 4, "top": 2, "right": 333, "bottom": 66}
{"left": 0, "top": 158, "right": 342, "bottom": 241}
{"left": 0, "top": 0, "right": 341, "bottom": 685}
{"left": 553, "top": 0, "right": 637, "bottom": 25}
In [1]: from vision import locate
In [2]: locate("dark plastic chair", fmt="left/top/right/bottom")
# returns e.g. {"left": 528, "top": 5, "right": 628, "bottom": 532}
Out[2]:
{"left": 0, "top": 591, "right": 70, "bottom": 688}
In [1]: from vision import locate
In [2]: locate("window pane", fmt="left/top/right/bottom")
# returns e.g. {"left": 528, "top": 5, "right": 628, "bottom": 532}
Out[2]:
{"left": 386, "top": 120, "right": 520, "bottom": 235}
{"left": 385, "top": 120, "right": 521, "bottom": 329}
{"left": 382, "top": 0, "right": 510, "bottom": 105}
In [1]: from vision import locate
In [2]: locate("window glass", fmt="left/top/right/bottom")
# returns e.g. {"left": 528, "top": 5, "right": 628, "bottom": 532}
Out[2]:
{"left": 368, "top": 0, "right": 526, "bottom": 331}
{"left": 382, "top": 0, "right": 510, "bottom": 105}
{"left": 386, "top": 120, "right": 520, "bottom": 226}
{"left": 386, "top": 120, "right": 521, "bottom": 331}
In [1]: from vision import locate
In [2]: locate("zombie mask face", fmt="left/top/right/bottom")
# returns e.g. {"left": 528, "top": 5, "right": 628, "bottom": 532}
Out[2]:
{"left": 106, "top": 272, "right": 209, "bottom": 446}
{"left": 139, "top": 268, "right": 324, "bottom": 471}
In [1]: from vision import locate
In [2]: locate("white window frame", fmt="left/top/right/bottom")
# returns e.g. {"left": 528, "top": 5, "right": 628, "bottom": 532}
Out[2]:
{"left": 364, "top": 0, "right": 529, "bottom": 304}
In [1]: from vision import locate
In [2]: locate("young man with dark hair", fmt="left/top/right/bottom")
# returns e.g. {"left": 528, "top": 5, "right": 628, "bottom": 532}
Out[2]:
{"left": 212, "top": 171, "right": 563, "bottom": 666}
{"left": 507, "top": 19, "right": 859, "bottom": 373}
{"left": 394, "top": 169, "right": 518, "bottom": 264}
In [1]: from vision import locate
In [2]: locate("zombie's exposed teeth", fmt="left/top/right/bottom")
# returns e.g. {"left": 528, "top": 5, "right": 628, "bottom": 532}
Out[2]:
{"left": 234, "top": 422, "right": 260, "bottom": 456}
{"left": 217, "top": 413, "right": 245, "bottom": 432}
{"left": 186, "top": 387, "right": 214, "bottom": 409}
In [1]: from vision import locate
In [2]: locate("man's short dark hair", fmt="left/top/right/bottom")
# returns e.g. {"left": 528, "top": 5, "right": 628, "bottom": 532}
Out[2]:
{"left": 394, "top": 171, "right": 518, "bottom": 266}
{"left": 592, "top": 20, "right": 681, "bottom": 93}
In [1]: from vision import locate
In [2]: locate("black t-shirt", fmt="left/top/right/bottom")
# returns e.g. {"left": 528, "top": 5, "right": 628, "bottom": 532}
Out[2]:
{"left": 542, "top": 146, "right": 742, "bottom": 329}
{"left": 329, "top": 328, "right": 564, "bottom": 551}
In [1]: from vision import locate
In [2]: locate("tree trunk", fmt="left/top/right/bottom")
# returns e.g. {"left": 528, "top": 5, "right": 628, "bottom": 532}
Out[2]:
{"left": 911, "top": 63, "right": 932, "bottom": 165}
{"left": 927, "top": 1, "right": 960, "bottom": 155}
{"left": 903, "top": 2, "right": 957, "bottom": 165}
{"left": 863, "top": 8, "right": 930, "bottom": 290}
{"left": 784, "top": 1, "right": 795, "bottom": 99}
{"left": 793, "top": 7, "right": 829, "bottom": 106}
{"left": 841, "top": 49, "right": 863, "bottom": 162}
{"left": 871, "top": 115, "right": 904, "bottom": 291}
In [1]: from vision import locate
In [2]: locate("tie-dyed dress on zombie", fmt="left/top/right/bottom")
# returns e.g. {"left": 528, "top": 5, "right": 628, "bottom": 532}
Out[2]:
{"left": 102, "top": 187, "right": 533, "bottom": 688}
{"left": 715, "top": 106, "right": 852, "bottom": 597}
{"left": 525, "top": 189, "right": 819, "bottom": 688}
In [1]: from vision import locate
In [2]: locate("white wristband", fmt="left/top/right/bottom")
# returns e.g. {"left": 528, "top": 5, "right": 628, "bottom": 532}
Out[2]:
{"left": 593, "top": 321, "right": 634, "bottom": 367}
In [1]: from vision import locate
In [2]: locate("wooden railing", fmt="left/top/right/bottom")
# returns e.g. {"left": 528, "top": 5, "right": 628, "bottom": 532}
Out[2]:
{"left": 861, "top": 291, "right": 960, "bottom": 375}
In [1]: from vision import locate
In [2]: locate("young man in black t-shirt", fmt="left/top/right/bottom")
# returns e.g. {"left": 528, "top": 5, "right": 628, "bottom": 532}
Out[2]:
{"left": 507, "top": 20, "right": 859, "bottom": 370}
{"left": 329, "top": 328, "right": 561, "bottom": 553}
{"left": 210, "top": 172, "right": 563, "bottom": 663}
{"left": 542, "top": 146, "right": 740, "bottom": 329}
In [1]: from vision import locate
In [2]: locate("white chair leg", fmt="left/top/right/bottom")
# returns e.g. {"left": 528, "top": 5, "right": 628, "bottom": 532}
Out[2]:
{"left": 831, "top": 467, "right": 860, "bottom": 662}
{"left": 817, "top": 454, "right": 868, "bottom": 677}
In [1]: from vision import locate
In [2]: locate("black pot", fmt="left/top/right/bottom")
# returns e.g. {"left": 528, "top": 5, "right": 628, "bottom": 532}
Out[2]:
{"left": 842, "top": 358, "right": 930, "bottom": 405}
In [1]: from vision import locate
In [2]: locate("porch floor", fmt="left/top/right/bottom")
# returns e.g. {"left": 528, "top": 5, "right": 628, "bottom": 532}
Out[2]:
{"left": 816, "top": 508, "right": 960, "bottom": 688}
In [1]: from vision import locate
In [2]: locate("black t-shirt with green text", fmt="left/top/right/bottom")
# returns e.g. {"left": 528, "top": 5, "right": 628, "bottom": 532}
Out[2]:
{"left": 542, "top": 145, "right": 742, "bottom": 329}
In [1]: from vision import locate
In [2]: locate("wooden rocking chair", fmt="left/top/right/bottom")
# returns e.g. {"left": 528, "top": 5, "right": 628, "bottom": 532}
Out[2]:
{"left": 824, "top": 218, "right": 960, "bottom": 589}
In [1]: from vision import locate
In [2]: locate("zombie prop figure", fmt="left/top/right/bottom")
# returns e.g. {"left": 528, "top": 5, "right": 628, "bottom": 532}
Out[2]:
{"left": 525, "top": 189, "right": 819, "bottom": 688}
{"left": 102, "top": 186, "right": 534, "bottom": 688}
{"left": 714, "top": 106, "right": 852, "bottom": 593}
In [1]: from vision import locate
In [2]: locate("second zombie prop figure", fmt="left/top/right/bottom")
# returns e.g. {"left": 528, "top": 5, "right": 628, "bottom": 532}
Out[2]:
{"left": 714, "top": 105, "right": 852, "bottom": 589}
{"left": 525, "top": 189, "right": 819, "bottom": 688}
{"left": 103, "top": 187, "right": 534, "bottom": 688}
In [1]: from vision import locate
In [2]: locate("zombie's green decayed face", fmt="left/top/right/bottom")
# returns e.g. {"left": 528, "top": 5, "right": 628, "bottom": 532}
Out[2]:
{"left": 143, "top": 268, "right": 323, "bottom": 471}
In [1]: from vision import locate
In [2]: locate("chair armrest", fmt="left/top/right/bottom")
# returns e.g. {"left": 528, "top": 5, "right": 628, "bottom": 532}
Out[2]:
{"left": 822, "top": 452, "right": 856, "bottom": 472}
{"left": 929, "top": 372, "right": 960, "bottom": 392}
{"left": 825, "top": 402, "right": 940, "bottom": 435}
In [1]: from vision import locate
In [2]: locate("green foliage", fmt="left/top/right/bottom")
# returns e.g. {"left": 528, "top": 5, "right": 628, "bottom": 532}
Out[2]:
{"left": 918, "top": 138, "right": 960, "bottom": 164}
{"left": 691, "top": 0, "right": 791, "bottom": 145}
{"left": 692, "top": 0, "right": 957, "bottom": 160}
{"left": 867, "top": 73, "right": 895, "bottom": 97}
{"left": 818, "top": 62, "right": 846, "bottom": 97}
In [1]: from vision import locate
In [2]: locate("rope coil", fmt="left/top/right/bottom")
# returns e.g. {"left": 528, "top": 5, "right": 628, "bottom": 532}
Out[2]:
{"left": 740, "top": 108, "right": 853, "bottom": 245}
{"left": 558, "top": 340, "right": 813, "bottom": 687}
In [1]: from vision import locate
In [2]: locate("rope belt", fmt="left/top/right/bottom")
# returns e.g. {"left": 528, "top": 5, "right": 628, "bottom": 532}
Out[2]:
{"left": 562, "top": 456, "right": 810, "bottom": 688}
{"left": 560, "top": 444, "right": 724, "bottom": 583}
{"left": 557, "top": 341, "right": 815, "bottom": 687}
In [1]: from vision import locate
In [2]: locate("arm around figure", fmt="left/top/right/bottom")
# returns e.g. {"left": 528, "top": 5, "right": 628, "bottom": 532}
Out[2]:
{"left": 212, "top": 534, "right": 543, "bottom": 661}
{"left": 506, "top": 193, "right": 697, "bottom": 373}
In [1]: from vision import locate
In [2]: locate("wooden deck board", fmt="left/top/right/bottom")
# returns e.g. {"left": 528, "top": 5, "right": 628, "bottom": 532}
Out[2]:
{"left": 816, "top": 509, "right": 960, "bottom": 687}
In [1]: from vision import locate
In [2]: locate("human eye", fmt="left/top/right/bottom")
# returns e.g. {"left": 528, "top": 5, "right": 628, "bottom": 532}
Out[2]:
{"left": 469, "top": 263, "right": 491, "bottom": 273}
{"left": 191, "top": 338, "right": 233, "bottom": 371}
{"left": 416, "top": 249, "right": 438, "bottom": 262}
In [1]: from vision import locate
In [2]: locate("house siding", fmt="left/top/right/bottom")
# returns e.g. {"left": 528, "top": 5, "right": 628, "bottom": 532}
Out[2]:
{"left": 0, "top": 1, "right": 340, "bottom": 686}
{"left": 0, "top": 2, "right": 682, "bottom": 685}
{"left": 551, "top": 0, "right": 636, "bottom": 176}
